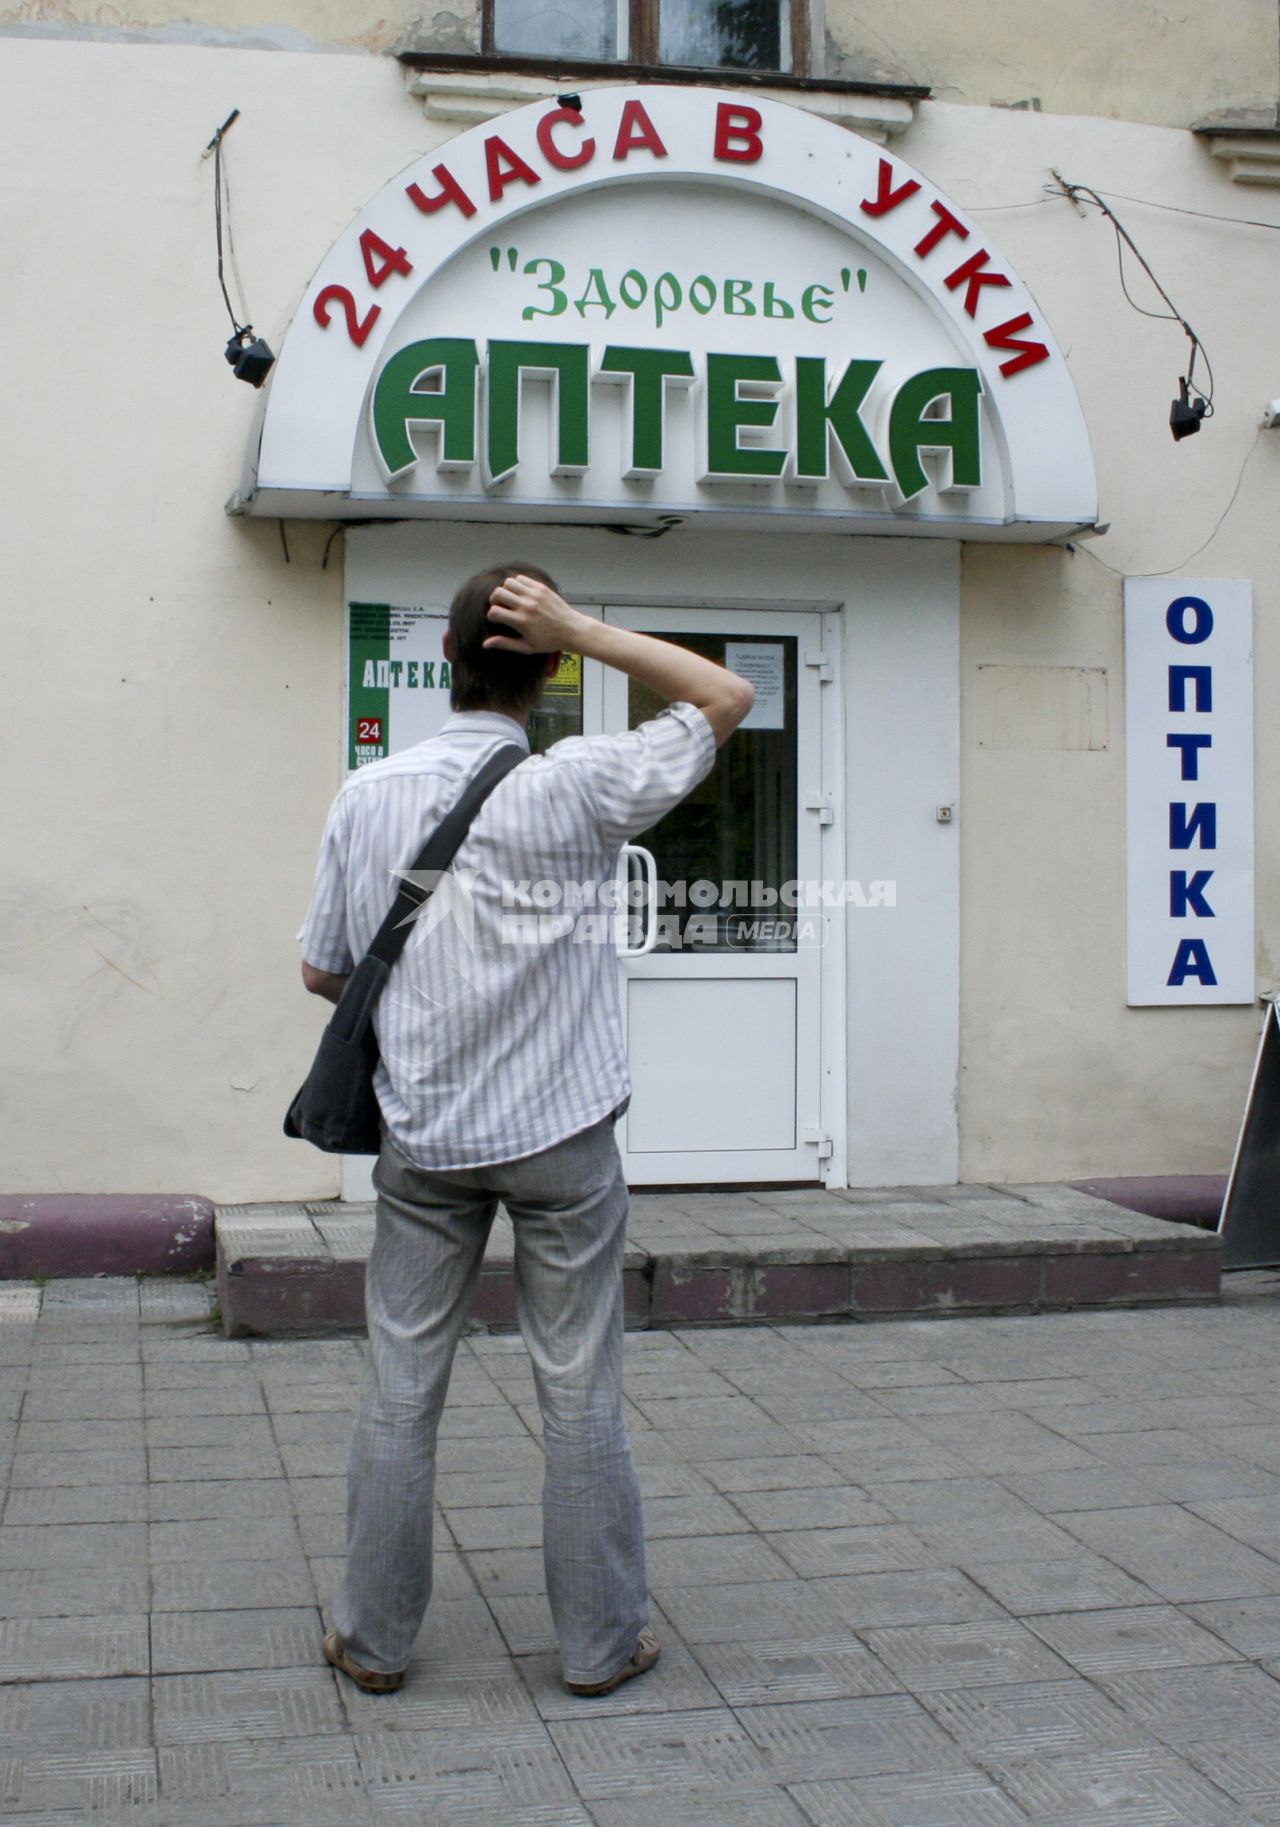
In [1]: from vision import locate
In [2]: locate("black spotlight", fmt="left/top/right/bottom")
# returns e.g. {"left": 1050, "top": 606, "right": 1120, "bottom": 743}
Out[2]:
{"left": 224, "top": 327, "right": 276, "bottom": 388}
{"left": 1170, "top": 377, "right": 1207, "bottom": 441}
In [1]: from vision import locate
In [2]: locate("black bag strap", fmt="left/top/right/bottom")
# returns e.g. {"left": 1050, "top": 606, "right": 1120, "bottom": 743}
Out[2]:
{"left": 364, "top": 741, "right": 526, "bottom": 972}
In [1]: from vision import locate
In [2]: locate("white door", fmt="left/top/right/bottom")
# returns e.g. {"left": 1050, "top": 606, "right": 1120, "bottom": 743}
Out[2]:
{"left": 340, "top": 597, "right": 835, "bottom": 1195}
{"left": 602, "top": 606, "right": 830, "bottom": 1186}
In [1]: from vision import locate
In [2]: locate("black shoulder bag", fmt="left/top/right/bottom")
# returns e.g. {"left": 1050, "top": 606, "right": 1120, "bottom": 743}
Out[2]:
{"left": 284, "top": 742, "right": 525, "bottom": 1155}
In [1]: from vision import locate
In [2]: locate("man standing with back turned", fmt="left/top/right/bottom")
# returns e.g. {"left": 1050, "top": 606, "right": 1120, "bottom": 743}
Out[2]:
{"left": 298, "top": 565, "right": 753, "bottom": 1698}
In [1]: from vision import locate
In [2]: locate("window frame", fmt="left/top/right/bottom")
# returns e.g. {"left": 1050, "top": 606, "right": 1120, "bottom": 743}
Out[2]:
{"left": 481, "top": 0, "right": 811, "bottom": 78}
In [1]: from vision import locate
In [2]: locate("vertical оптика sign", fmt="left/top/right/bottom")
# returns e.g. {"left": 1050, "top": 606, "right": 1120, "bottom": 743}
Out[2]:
{"left": 1124, "top": 577, "right": 1254, "bottom": 1005}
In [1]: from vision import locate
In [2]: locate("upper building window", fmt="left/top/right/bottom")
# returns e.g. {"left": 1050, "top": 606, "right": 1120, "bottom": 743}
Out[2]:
{"left": 487, "top": 0, "right": 798, "bottom": 74}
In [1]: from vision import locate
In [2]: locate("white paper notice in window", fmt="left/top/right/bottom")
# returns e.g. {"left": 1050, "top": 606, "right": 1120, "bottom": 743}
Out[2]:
{"left": 1124, "top": 577, "right": 1254, "bottom": 1005}
{"left": 725, "top": 641, "right": 786, "bottom": 730}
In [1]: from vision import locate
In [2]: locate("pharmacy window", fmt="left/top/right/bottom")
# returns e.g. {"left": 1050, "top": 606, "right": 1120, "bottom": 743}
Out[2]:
{"left": 484, "top": 0, "right": 806, "bottom": 76}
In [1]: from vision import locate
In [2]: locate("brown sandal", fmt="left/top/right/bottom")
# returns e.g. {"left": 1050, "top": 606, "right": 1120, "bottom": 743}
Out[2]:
{"left": 566, "top": 1628, "right": 661, "bottom": 1696}
{"left": 322, "top": 1627, "right": 405, "bottom": 1694}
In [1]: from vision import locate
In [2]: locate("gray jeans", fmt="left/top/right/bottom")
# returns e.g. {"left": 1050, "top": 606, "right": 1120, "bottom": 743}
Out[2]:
{"left": 330, "top": 1115, "right": 650, "bottom": 1686}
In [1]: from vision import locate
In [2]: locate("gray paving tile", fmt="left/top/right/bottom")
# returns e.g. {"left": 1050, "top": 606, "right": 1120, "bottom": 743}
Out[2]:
{"left": 1179, "top": 1734, "right": 1280, "bottom": 1814}
{"left": 22, "top": 1388, "right": 145, "bottom": 1420}
{"left": 966, "top": 1555, "right": 1161, "bottom": 1615}
{"left": 147, "top": 1478, "right": 293, "bottom": 1522}
{"left": 588, "top": 1792, "right": 807, "bottom": 1827}
{"left": 767, "top": 1523, "right": 939, "bottom": 1579}
{"left": 0, "top": 1566, "right": 150, "bottom": 1619}
{"left": 787, "top": 1770, "right": 1032, "bottom": 1825}
{"left": 1137, "top": 1458, "right": 1280, "bottom": 1502}
{"left": 1083, "top": 1426, "right": 1259, "bottom": 1469}
{"left": 1186, "top": 1492, "right": 1280, "bottom": 1553}
{"left": 149, "top": 1517, "right": 303, "bottom": 1563}
{"left": 145, "top": 1415, "right": 277, "bottom": 1450}
{"left": 1023, "top": 1604, "right": 1244, "bottom": 1674}
{"left": 689, "top": 1634, "right": 903, "bottom": 1706}
{"left": 151, "top": 1666, "right": 345, "bottom": 1743}
{"left": 1184, "top": 1595, "right": 1280, "bottom": 1659}
{"left": 655, "top": 1423, "right": 806, "bottom": 1461}
{"left": 996, "top": 1465, "right": 1162, "bottom": 1512}
{"left": 861, "top": 1619, "right": 1076, "bottom": 1692}
{"left": 138, "top": 1281, "right": 214, "bottom": 1325}
{"left": 27, "top": 1363, "right": 140, "bottom": 1394}
{"left": 143, "top": 1364, "right": 258, "bottom": 1394}
{"left": 466, "top": 1546, "right": 547, "bottom": 1597}
{"left": 4, "top": 1482, "right": 148, "bottom": 1525}
{"left": 812, "top": 1569, "right": 1006, "bottom": 1629}
{"left": 652, "top": 1578, "right": 848, "bottom": 1645}
{"left": 14, "top": 1419, "right": 143, "bottom": 1454}
{"left": 443, "top": 1503, "right": 544, "bottom": 1550}
{"left": 920, "top": 1676, "right": 1149, "bottom": 1762}
{"left": 736, "top": 1693, "right": 968, "bottom": 1780}
{"left": 645, "top": 1532, "right": 795, "bottom": 1586}
{"left": 140, "top": 1381, "right": 262, "bottom": 1425}
{"left": 271, "top": 1409, "right": 358, "bottom": 1443}
{"left": 822, "top": 1444, "right": 976, "bottom": 1484}
{"left": 909, "top": 1412, "right": 1100, "bottom": 1476}
{"left": 10, "top": 1447, "right": 147, "bottom": 1488}
{"left": 1100, "top": 1661, "right": 1280, "bottom": 1745}
{"left": 727, "top": 1486, "right": 892, "bottom": 1532}
{"left": 279, "top": 1439, "right": 351, "bottom": 1478}
{"left": 699, "top": 1454, "right": 845, "bottom": 1493}
{"left": 356, "top": 1720, "right": 576, "bottom": 1815}
{"left": 151, "top": 1607, "right": 322, "bottom": 1674}
{"left": 988, "top": 1746, "right": 1254, "bottom": 1824}
{"left": 434, "top": 1469, "right": 544, "bottom": 1508}
{"left": 0, "top": 1521, "right": 147, "bottom": 1569}
{"left": 548, "top": 1706, "right": 771, "bottom": 1796}
{"left": 297, "top": 1509, "right": 348, "bottom": 1555}
{"left": 149, "top": 1444, "right": 285, "bottom": 1483}
{"left": 157, "top": 1734, "right": 373, "bottom": 1826}
{"left": 0, "top": 1613, "right": 150, "bottom": 1681}
{"left": 149, "top": 1558, "right": 316, "bottom": 1612}
{"left": 0, "top": 1675, "right": 151, "bottom": 1752}
{"left": 0, "top": 1744, "right": 157, "bottom": 1819}
{"left": 1053, "top": 1504, "right": 1280, "bottom": 1602}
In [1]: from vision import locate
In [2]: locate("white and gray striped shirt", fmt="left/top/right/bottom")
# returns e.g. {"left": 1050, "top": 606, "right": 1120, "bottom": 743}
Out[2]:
{"left": 299, "top": 704, "right": 716, "bottom": 1169}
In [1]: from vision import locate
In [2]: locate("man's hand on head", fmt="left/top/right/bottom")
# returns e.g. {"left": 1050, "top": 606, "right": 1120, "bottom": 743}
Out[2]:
{"left": 485, "top": 575, "right": 590, "bottom": 655}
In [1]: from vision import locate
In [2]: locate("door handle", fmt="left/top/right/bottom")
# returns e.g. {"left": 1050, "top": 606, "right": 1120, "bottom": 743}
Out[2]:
{"left": 616, "top": 844, "right": 658, "bottom": 958}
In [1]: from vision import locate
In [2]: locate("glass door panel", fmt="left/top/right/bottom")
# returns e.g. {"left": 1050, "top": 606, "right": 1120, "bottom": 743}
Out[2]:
{"left": 627, "top": 634, "right": 798, "bottom": 952}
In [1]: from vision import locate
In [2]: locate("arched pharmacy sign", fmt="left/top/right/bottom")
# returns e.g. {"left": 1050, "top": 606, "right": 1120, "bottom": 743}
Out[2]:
{"left": 244, "top": 86, "right": 1096, "bottom": 537}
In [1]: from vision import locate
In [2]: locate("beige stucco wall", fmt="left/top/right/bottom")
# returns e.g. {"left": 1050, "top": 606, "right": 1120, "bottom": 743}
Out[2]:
{"left": 899, "top": 101, "right": 1280, "bottom": 1180}
{"left": 3, "top": 1, "right": 1276, "bottom": 130}
{"left": 2, "top": 38, "right": 1278, "bottom": 1198}
{"left": 824, "top": 0, "right": 1279, "bottom": 129}
{"left": 0, "top": 40, "right": 434, "bottom": 1200}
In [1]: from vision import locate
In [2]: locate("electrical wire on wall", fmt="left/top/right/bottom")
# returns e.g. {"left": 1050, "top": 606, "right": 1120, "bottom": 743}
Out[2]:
{"left": 1047, "top": 173, "right": 1214, "bottom": 439}
{"left": 203, "top": 109, "right": 276, "bottom": 388}
{"left": 1044, "top": 171, "right": 1273, "bottom": 577}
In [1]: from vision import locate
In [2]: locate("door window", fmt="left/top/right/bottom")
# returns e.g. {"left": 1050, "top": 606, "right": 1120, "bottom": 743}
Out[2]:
{"left": 627, "top": 631, "right": 798, "bottom": 952}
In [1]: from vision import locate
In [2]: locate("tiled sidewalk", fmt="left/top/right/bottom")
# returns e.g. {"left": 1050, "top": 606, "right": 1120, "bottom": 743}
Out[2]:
{"left": 2, "top": 1273, "right": 1280, "bottom": 1823}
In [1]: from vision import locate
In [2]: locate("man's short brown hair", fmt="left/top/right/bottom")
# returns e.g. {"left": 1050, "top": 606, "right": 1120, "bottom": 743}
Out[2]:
{"left": 448, "top": 561, "right": 560, "bottom": 713}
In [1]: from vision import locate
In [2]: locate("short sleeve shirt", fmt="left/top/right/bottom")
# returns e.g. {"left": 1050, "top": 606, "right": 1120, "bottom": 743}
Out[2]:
{"left": 299, "top": 702, "right": 716, "bottom": 1169}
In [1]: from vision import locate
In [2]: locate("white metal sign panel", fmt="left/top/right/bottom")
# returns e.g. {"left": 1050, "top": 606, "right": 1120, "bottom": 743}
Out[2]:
{"left": 246, "top": 85, "right": 1096, "bottom": 536}
{"left": 1125, "top": 577, "right": 1254, "bottom": 1005}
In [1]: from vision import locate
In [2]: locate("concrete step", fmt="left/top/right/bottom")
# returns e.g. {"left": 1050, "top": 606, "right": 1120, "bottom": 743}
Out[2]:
{"left": 215, "top": 1184, "right": 1221, "bottom": 1338}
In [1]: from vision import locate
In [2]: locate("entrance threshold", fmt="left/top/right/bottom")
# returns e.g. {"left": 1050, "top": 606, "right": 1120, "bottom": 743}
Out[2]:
{"left": 214, "top": 1184, "right": 1219, "bottom": 1338}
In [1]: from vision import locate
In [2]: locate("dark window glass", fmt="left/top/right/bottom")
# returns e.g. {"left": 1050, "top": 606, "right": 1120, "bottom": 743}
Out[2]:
{"left": 660, "top": 0, "right": 787, "bottom": 71}
{"left": 628, "top": 632, "right": 798, "bottom": 953}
